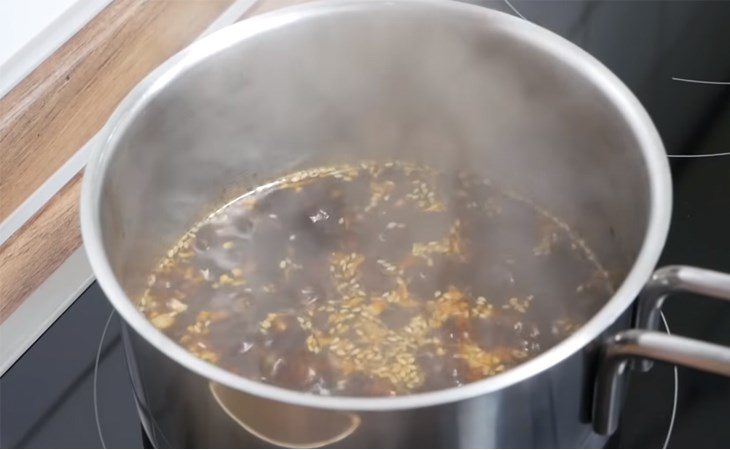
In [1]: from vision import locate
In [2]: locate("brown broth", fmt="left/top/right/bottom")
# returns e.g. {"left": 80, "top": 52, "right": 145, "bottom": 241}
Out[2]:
{"left": 139, "top": 161, "right": 612, "bottom": 396}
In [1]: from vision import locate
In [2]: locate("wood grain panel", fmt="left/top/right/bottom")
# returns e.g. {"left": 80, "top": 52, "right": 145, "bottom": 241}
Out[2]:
{"left": 0, "top": 175, "right": 83, "bottom": 322}
{"left": 0, "top": 0, "right": 236, "bottom": 324}
{"left": 0, "top": 0, "right": 234, "bottom": 221}
{"left": 0, "top": 0, "right": 317, "bottom": 325}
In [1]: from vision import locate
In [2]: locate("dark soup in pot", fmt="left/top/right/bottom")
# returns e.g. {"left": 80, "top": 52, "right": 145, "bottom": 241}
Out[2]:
{"left": 138, "top": 161, "right": 612, "bottom": 396}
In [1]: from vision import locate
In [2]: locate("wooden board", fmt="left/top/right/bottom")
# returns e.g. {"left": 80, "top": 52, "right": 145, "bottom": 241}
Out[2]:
{"left": 0, "top": 0, "right": 240, "bottom": 323}
{"left": 0, "top": 0, "right": 320, "bottom": 325}
{"left": 0, "top": 0, "right": 236, "bottom": 221}
{"left": 0, "top": 174, "right": 83, "bottom": 322}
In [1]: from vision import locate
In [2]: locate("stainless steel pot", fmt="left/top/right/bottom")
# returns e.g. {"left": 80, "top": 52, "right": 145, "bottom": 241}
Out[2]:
{"left": 80, "top": 1, "right": 730, "bottom": 447}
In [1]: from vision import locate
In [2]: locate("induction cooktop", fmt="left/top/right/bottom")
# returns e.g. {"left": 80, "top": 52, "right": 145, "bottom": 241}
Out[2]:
{"left": 2, "top": 1, "right": 729, "bottom": 447}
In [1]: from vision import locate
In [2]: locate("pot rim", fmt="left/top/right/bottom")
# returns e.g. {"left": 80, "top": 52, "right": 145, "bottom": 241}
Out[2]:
{"left": 80, "top": 0, "right": 672, "bottom": 411}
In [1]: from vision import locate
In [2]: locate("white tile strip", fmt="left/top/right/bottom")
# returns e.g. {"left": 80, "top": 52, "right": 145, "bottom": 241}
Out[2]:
{"left": 0, "top": 133, "right": 99, "bottom": 245}
{"left": 0, "top": 248, "right": 94, "bottom": 375}
{"left": 0, "top": 0, "right": 260, "bottom": 248}
{"left": 0, "top": 0, "right": 259, "bottom": 376}
{"left": 201, "top": 0, "right": 260, "bottom": 38}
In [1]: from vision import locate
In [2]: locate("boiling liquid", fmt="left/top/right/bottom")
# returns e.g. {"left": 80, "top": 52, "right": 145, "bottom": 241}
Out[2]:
{"left": 139, "top": 161, "right": 612, "bottom": 396}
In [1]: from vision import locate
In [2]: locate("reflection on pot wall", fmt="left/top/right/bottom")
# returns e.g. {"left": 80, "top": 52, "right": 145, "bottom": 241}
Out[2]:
{"left": 209, "top": 382, "right": 361, "bottom": 448}
{"left": 122, "top": 312, "right": 630, "bottom": 448}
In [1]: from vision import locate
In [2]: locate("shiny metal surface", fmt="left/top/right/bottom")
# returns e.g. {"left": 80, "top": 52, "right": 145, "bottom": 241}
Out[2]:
{"left": 80, "top": 0, "right": 679, "bottom": 447}
{"left": 635, "top": 265, "right": 730, "bottom": 371}
{"left": 594, "top": 266, "right": 730, "bottom": 435}
{"left": 123, "top": 318, "right": 623, "bottom": 447}
{"left": 637, "top": 266, "right": 730, "bottom": 335}
{"left": 593, "top": 330, "right": 730, "bottom": 436}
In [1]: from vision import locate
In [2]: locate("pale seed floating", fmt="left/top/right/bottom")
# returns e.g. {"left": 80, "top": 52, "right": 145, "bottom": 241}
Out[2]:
{"left": 138, "top": 160, "right": 610, "bottom": 396}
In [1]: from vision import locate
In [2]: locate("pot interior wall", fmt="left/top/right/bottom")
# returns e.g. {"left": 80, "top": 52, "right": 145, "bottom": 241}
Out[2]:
{"left": 99, "top": 3, "right": 652, "bottom": 305}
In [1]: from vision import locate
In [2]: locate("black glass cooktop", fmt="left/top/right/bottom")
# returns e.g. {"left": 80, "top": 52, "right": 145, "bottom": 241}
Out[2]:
{"left": 2, "top": 1, "right": 729, "bottom": 447}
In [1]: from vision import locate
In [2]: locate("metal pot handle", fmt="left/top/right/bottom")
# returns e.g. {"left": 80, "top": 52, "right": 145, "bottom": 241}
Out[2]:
{"left": 592, "top": 265, "right": 730, "bottom": 435}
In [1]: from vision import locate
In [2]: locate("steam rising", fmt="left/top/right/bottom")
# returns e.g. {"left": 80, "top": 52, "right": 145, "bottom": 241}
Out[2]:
{"left": 92, "top": 3, "right": 660, "bottom": 446}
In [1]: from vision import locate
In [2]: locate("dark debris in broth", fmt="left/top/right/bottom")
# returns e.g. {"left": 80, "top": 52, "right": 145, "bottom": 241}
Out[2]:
{"left": 139, "top": 161, "right": 612, "bottom": 396}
